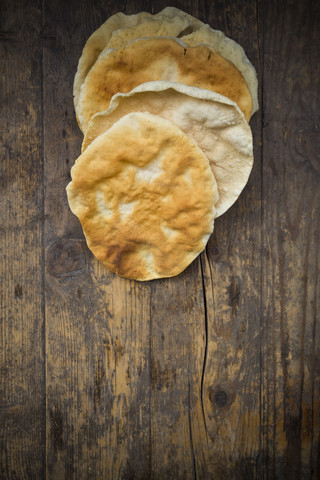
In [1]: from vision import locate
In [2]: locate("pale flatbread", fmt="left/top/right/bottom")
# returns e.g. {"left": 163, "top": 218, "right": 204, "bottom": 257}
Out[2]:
{"left": 73, "top": 7, "right": 203, "bottom": 111}
{"left": 77, "top": 37, "right": 253, "bottom": 132}
{"left": 106, "top": 7, "right": 202, "bottom": 51}
{"left": 181, "top": 25, "right": 259, "bottom": 115}
{"left": 83, "top": 81, "right": 253, "bottom": 217}
{"left": 66, "top": 112, "right": 218, "bottom": 281}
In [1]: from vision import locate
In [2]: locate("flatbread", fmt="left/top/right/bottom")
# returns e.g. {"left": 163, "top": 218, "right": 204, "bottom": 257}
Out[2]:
{"left": 82, "top": 81, "right": 253, "bottom": 217}
{"left": 181, "top": 25, "right": 259, "bottom": 115}
{"left": 66, "top": 112, "right": 218, "bottom": 281}
{"left": 77, "top": 37, "right": 253, "bottom": 131}
{"left": 73, "top": 11, "right": 151, "bottom": 112}
{"left": 106, "top": 7, "right": 202, "bottom": 51}
{"left": 73, "top": 7, "right": 203, "bottom": 111}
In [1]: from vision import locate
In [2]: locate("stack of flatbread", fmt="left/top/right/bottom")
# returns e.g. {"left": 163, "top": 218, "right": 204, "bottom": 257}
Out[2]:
{"left": 66, "top": 7, "right": 258, "bottom": 281}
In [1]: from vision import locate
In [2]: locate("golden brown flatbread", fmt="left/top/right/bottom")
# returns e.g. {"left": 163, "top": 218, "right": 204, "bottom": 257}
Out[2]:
{"left": 181, "top": 25, "right": 259, "bottom": 115}
{"left": 76, "top": 37, "right": 253, "bottom": 131}
{"left": 82, "top": 81, "right": 253, "bottom": 217}
{"left": 66, "top": 112, "right": 218, "bottom": 280}
{"left": 73, "top": 7, "right": 202, "bottom": 110}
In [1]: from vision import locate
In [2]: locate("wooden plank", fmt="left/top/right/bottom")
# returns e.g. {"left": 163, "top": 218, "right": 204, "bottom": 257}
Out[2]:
{"left": 149, "top": 1, "right": 262, "bottom": 478}
{"left": 260, "top": 0, "right": 320, "bottom": 478}
{"left": 150, "top": 266, "right": 207, "bottom": 479}
{"left": 198, "top": 2, "right": 263, "bottom": 478}
{"left": 43, "top": 1, "right": 152, "bottom": 478}
{"left": 0, "top": 1, "right": 45, "bottom": 478}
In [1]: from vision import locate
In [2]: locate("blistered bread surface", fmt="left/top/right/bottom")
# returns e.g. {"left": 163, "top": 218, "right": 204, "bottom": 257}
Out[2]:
{"left": 67, "top": 112, "right": 218, "bottom": 280}
{"left": 77, "top": 37, "right": 253, "bottom": 131}
{"left": 83, "top": 82, "right": 253, "bottom": 217}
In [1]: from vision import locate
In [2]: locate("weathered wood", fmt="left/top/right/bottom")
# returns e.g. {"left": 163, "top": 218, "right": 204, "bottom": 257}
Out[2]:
{"left": 149, "top": 265, "right": 207, "bottom": 479}
{"left": 149, "top": 5, "right": 263, "bottom": 477}
{"left": 42, "top": 1, "right": 92, "bottom": 475}
{"left": 1, "top": 0, "right": 320, "bottom": 478}
{"left": 193, "top": 2, "right": 262, "bottom": 478}
{"left": 43, "top": 1, "right": 152, "bottom": 478}
{"left": 260, "top": 0, "right": 320, "bottom": 478}
{"left": 0, "top": 1, "right": 45, "bottom": 479}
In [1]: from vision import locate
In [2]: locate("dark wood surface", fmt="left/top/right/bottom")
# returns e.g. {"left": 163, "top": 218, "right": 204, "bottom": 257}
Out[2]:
{"left": 1, "top": 0, "right": 319, "bottom": 478}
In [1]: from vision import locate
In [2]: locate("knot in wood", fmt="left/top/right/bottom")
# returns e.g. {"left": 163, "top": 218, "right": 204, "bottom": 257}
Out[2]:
{"left": 46, "top": 238, "right": 86, "bottom": 277}
{"left": 209, "top": 385, "right": 232, "bottom": 409}
{"left": 213, "top": 389, "right": 228, "bottom": 407}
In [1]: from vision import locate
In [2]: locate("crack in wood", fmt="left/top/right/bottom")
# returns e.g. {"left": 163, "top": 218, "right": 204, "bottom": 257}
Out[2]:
{"left": 200, "top": 255, "right": 209, "bottom": 437}
{"left": 188, "top": 380, "right": 197, "bottom": 480}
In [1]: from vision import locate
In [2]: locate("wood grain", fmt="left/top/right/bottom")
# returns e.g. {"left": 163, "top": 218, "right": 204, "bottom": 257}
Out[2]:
{"left": 0, "top": 1, "right": 45, "bottom": 479}
{"left": 149, "top": 266, "right": 206, "bottom": 479}
{"left": 43, "top": 1, "right": 153, "bottom": 478}
{"left": 1, "top": 0, "right": 320, "bottom": 478}
{"left": 260, "top": 0, "right": 320, "bottom": 478}
{"left": 194, "top": 1, "right": 262, "bottom": 478}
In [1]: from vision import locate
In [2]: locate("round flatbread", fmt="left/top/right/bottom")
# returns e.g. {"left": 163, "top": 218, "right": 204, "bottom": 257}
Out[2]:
{"left": 73, "top": 7, "right": 202, "bottom": 111}
{"left": 181, "top": 25, "right": 258, "bottom": 115}
{"left": 73, "top": 11, "right": 151, "bottom": 112}
{"left": 66, "top": 112, "right": 218, "bottom": 281}
{"left": 77, "top": 37, "right": 253, "bottom": 131}
{"left": 106, "top": 7, "right": 202, "bottom": 51}
{"left": 82, "top": 81, "right": 253, "bottom": 217}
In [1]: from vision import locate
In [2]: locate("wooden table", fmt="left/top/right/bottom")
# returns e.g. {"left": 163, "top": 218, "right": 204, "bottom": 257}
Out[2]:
{"left": 1, "top": 0, "right": 319, "bottom": 478}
